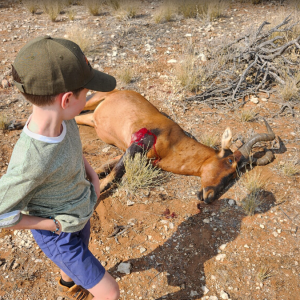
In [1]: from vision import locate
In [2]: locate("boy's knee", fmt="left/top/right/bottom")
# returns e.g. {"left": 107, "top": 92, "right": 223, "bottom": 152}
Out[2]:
{"left": 109, "top": 286, "right": 120, "bottom": 300}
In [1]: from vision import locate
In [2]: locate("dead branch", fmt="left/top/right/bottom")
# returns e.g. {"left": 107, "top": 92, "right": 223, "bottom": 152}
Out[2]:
{"left": 185, "top": 16, "right": 300, "bottom": 107}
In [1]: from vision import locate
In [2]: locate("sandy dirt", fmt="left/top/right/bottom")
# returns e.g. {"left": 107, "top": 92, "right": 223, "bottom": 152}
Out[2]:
{"left": 0, "top": 1, "right": 299, "bottom": 300}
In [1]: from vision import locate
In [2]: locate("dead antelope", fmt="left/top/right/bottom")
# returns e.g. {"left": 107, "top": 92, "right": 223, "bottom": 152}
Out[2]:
{"left": 76, "top": 90, "right": 275, "bottom": 204}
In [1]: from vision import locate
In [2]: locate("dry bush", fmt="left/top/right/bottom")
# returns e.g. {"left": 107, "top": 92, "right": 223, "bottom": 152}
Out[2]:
{"left": 41, "top": 0, "right": 65, "bottom": 21}
{"left": 83, "top": 0, "right": 104, "bottom": 16}
{"left": 23, "top": 0, "right": 39, "bottom": 14}
{"left": 119, "top": 152, "right": 165, "bottom": 194}
{"left": 64, "top": 25, "right": 92, "bottom": 52}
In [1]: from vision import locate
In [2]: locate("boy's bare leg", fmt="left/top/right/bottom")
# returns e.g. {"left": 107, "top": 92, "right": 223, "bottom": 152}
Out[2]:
{"left": 88, "top": 271, "right": 120, "bottom": 300}
{"left": 60, "top": 269, "right": 73, "bottom": 282}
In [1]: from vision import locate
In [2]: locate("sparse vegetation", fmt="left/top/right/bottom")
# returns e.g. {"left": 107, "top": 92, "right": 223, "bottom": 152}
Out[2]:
{"left": 257, "top": 266, "right": 273, "bottom": 282}
{"left": 153, "top": 0, "right": 174, "bottom": 23}
{"left": 67, "top": 7, "right": 76, "bottom": 20}
{"left": 240, "top": 109, "right": 257, "bottom": 122}
{"left": 119, "top": 152, "right": 165, "bottom": 195}
{"left": 83, "top": 0, "right": 103, "bottom": 16}
{"left": 240, "top": 170, "right": 267, "bottom": 194}
{"left": 241, "top": 191, "right": 261, "bottom": 216}
{"left": 174, "top": 0, "right": 226, "bottom": 21}
{"left": 41, "top": 0, "right": 65, "bottom": 21}
{"left": 118, "top": 66, "right": 134, "bottom": 84}
{"left": 109, "top": 0, "right": 140, "bottom": 20}
{"left": 64, "top": 25, "right": 92, "bottom": 52}
{"left": 0, "top": 114, "right": 8, "bottom": 130}
{"left": 23, "top": 0, "right": 39, "bottom": 14}
{"left": 274, "top": 156, "right": 300, "bottom": 177}
{"left": 199, "top": 133, "right": 219, "bottom": 148}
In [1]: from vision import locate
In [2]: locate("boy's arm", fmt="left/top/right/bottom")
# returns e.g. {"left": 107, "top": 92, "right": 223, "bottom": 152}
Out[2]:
{"left": 83, "top": 155, "right": 100, "bottom": 199}
{"left": 5, "top": 214, "right": 61, "bottom": 234}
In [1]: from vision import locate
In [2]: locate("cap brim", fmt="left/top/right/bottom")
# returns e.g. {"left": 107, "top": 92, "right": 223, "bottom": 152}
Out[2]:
{"left": 84, "top": 69, "right": 116, "bottom": 92}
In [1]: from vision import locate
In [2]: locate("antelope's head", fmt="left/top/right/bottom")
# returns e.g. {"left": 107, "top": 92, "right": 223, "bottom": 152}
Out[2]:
{"left": 198, "top": 119, "right": 275, "bottom": 204}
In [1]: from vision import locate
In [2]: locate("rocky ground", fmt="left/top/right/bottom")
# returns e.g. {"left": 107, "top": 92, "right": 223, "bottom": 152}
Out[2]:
{"left": 0, "top": 1, "right": 300, "bottom": 299}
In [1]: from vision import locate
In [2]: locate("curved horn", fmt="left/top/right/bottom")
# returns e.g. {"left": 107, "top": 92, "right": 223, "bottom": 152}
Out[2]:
{"left": 236, "top": 118, "right": 275, "bottom": 164}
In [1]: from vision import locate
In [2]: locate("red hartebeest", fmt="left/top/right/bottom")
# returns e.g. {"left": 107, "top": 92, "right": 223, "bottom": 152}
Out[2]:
{"left": 75, "top": 90, "right": 275, "bottom": 203}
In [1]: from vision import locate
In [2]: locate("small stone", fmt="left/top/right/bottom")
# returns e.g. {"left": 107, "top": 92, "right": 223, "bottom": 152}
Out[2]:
{"left": 219, "top": 244, "right": 227, "bottom": 250}
{"left": 201, "top": 286, "right": 209, "bottom": 294}
{"left": 209, "top": 296, "right": 219, "bottom": 300}
{"left": 102, "top": 147, "right": 110, "bottom": 153}
{"left": 185, "top": 33, "right": 192, "bottom": 37}
{"left": 220, "top": 290, "right": 229, "bottom": 299}
{"left": 203, "top": 218, "right": 210, "bottom": 223}
{"left": 260, "top": 224, "right": 265, "bottom": 229}
{"left": 250, "top": 96, "right": 259, "bottom": 104}
{"left": 127, "top": 200, "right": 135, "bottom": 206}
{"left": 1, "top": 79, "right": 9, "bottom": 88}
{"left": 117, "top": 262, "right": 131, "bottom": 274}
{"left": 273, "top": 232, "right": 279, "bottom": 237}
{"left": 140, "top": 247, "right": 146, "bottom": 253}
{"left": 167, "top": 59, "right": 177, "bottom": 63}
{"left": 190, "top": 290, "right": 199, "bottom": 296}
{"left": 216, "top": 254, "right": 226, "bottom": 261}
{"left": 261, "top": 97, "right": 268, "bottom": 102}
{"left": 244, "top": 244, "right": 249, "bottom": 248}
{"left": 228, "top": 199, "right": 235, "bottom": 206}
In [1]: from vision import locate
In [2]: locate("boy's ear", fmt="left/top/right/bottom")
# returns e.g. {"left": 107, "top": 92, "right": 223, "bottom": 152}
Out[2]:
{"left": 60, "top": 92, "right": 73, "bottom": 109}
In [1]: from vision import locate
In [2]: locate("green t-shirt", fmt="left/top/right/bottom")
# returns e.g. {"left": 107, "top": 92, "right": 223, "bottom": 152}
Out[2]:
{"left": 0, "top": 118, "right": 97, "bottom": 232}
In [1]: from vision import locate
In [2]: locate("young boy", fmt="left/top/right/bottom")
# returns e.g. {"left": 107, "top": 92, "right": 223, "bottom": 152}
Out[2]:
{"left": 0, "top": 36, "right": 120, "bottom": 300}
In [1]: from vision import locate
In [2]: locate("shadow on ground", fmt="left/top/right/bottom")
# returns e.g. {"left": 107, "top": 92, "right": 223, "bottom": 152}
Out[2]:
{"left": 109, "top": 192, "right": 276, "bottom": 299}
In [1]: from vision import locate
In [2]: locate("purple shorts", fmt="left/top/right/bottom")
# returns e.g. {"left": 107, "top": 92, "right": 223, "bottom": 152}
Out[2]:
{"left": 31, "top": 220, "right": 105, "bottom": 289}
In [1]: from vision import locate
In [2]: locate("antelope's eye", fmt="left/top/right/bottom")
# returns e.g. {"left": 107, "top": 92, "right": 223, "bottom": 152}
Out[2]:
{"left": 228, "top": 158, "right": 233, "bottom": 164}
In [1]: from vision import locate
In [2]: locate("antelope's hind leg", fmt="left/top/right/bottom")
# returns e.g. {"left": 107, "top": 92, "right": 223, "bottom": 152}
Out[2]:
{"left": 95, "top": 155, "right": 122, "bottom": 178}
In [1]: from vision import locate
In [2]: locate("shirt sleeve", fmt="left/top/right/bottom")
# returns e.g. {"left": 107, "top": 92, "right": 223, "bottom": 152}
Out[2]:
{"left": 0, "top": 137, "right": 45, "bottom": 228}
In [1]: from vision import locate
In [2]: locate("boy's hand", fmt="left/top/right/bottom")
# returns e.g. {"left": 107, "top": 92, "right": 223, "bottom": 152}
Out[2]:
{"left": 54, "top": 219, "right": 62, "bottom": 235}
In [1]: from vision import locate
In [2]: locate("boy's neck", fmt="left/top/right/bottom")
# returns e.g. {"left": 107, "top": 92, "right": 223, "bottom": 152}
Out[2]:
{"left": 28, "top": 105, "right": 63, "bottom": 137}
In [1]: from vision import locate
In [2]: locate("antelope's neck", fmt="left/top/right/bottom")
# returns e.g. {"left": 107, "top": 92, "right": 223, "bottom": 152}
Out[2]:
{"left": 160, "top": 135, "right": 215, "bottom": 176}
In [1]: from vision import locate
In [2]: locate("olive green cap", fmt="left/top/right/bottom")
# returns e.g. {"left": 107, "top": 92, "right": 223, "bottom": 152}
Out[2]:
{"left": 12, "top": 35, "right": 116, "bottom": 95}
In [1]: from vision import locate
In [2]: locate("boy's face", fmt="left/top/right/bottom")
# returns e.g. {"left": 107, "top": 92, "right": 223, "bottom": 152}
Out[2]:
{"left": 64, "top": 88, "right": 89, "bottom": 120}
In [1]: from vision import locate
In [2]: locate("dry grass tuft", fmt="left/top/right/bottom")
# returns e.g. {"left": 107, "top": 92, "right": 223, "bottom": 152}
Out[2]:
{"left": 239, "top": 109, "right": 257, "bottom": 122}
{"left": 67, "top": 7, "right": 76, "bottom": 20}
{"left": 64, "top": 25, "right": 92, "bottom": 52}
{"left": 41, "top": 0, "right": 65, "bottom": 21}
{"left": 109, "top": 0, "right": 140, "bottom": 20}
{"left": 83, "top": 0, "right": 103, "bottom": 16}
{"left": 257, "top": 266, "right": 273, "bottom": 282}
{"left": 0, "top": 114, "right": 8, "bottom": 130}
{"left": 117, "top": 66, "right": 134, "bottom": 84}
{"left": 174, "top": 0, "right": 226, "bottom": 20}
{"left": 241, "top": 191, "right": 261, "bottom": 216}
{"left": 273, "top": 156, "right": 300, "bottom": 177}
{"left": 240, "top": 170, "right": 267, "bottom": 194}
{"left": 23, "top": 0, "right": 39, "bottom": 14}
{"left": 119, "top": 152, "right": 165, "bottom": 194}
{"left": 153, "top": 0, "right": 175, "bottom": 23}
{"left": 199, "top": 133, "right": 219, "bottom": 148}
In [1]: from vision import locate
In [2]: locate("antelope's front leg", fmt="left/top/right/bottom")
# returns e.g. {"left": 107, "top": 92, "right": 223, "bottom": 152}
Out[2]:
{"left": 99, "top": 133, "right": 155, "bottom": 193}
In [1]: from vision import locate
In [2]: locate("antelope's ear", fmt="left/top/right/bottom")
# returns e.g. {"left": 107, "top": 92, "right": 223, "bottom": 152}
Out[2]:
{"left": 221, "top": 127, "right": 232, "bottom": 150}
